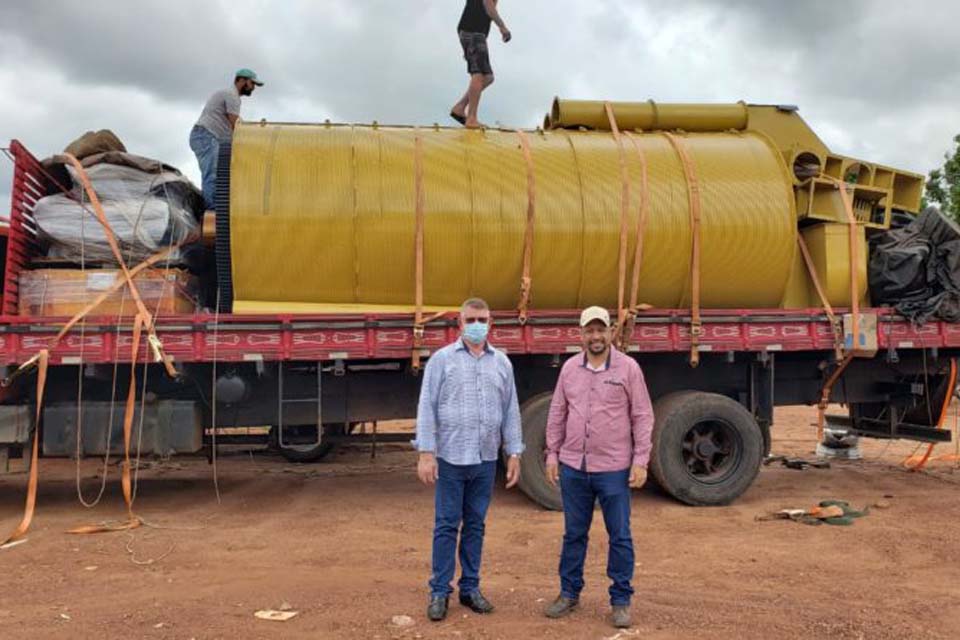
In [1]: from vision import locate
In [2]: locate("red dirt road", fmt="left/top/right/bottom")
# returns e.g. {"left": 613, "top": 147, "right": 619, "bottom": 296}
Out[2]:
{"left": 2, "top": 407, "right": 960, "bottom": 639}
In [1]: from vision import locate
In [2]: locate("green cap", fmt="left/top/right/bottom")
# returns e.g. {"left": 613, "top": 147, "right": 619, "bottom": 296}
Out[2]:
{"left": 235, "top": 68, "right": 264, "bottom": 86}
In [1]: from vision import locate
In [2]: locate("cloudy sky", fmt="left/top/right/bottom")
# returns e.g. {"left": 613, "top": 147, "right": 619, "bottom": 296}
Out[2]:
{"left": 2, "top": 0, "right": 958, "bottom": 212}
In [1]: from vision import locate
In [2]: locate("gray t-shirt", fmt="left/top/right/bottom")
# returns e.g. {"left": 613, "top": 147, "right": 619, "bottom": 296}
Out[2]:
{"left": 195, "top": 87, "right": 242, "bottom": 141}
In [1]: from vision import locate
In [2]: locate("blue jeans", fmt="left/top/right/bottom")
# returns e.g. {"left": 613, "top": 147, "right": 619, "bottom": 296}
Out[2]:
{"left": 429, "top": 458, "right": 497, "bottom": 598}
{"left": 189, "top": 125, "right": 220, "bottom": 210}
{"left": 559, "top": 463, "right": 635, "bottom": 606}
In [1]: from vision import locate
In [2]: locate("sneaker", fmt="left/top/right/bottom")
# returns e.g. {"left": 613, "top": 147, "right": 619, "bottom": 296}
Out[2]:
{"left": 611, "top": 604, "right": 632, "bottom": 628}
{"left": 544, "top": 594, "right": 579, "bottom": 619}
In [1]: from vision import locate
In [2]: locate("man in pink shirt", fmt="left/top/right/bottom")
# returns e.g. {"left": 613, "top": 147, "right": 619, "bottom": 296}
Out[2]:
{"left": 543, "top": 306, "right": 654, "bottom": 629}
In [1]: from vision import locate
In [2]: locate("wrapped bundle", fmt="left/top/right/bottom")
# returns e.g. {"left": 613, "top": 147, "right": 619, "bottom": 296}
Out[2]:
{"left": 33, "top": 151, "right": 202, "bottom": 265}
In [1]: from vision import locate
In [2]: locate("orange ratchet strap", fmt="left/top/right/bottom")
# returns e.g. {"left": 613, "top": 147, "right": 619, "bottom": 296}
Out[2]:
{"left": 796, "top": 233, "right": 844, "bottom": 360}
{"left": 0, "top": 350, "right": 48, "bottom": 547}
{"left": 62, "top": 154, "right": 175, "bottom": 376}
{"left": 904, "top": 358, "right": 958, "bottom": 471}
{"left": 815, "top": 353, "right": 854, "bottom": 444}
{"left": 620, "top": 131, "right": 651, "bottom": 349}
{"left": 662, "top": 132, "right": 703, "bottom": 367}
{"left": 67, "top": 314, "right": 147, "bottom": 534}
{"left": 604, "top": 102, "right": 632, "bottom": 342}
{"left": 412, "top": 132, "right": 428, "bottom": 372}
{"left": 516, "top": 129, "right": 536, "bottom": 324}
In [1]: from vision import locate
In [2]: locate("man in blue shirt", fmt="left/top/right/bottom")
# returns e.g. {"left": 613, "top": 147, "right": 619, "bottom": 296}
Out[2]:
{"left": 414, "top": 297, "right": 524, "bottom": 621}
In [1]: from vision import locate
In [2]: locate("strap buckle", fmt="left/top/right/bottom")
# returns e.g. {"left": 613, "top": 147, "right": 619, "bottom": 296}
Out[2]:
{"left": 147, "top": 333, "right": 164, "bottom": 363}
{"left": 690, "top": 320, "right": 704, "bottom": 338}
{"left": 1, "top": 353, "right": 41, "bottom": 388}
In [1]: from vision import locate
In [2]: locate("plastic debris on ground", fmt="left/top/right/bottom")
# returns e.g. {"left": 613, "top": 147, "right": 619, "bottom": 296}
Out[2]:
{"left": 254, "top": 609, "right": 299, "bottom": 622}
{"left": 756, "top": 500, "right": 872, "bottom": 526}
{"left": 763, "top": 455, "right": 831, "bottom": 470}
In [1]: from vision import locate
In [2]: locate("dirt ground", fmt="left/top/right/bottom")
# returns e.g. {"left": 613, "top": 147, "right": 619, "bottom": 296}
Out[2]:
{"left": 2, "top": 407, "right": 960, "bottom": 640}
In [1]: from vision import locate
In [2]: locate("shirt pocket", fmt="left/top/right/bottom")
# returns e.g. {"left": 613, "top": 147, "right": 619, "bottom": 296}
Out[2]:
{"left": 439, "top": 362, "right": 464, "bottom": 402}
{"left": 600, "top": 378, "right": 629, "bottom": 410}
{"left": 479, "top": 366, "right": 506, "bottom": 426}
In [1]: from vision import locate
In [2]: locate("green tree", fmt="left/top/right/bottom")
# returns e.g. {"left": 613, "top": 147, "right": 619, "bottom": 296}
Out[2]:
{"left": 925, "top": 134, "right": 960, "bottom": 221}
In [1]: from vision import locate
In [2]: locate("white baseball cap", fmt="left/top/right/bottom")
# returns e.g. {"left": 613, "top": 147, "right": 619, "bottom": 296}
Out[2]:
{"left": 579, "top": 306, "right": 611, "bottom": 327}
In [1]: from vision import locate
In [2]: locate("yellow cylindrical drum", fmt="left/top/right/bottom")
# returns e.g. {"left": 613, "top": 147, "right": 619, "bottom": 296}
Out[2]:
{"left": 550, "top": 99, "right": 749, "bottom": 132}
{"left": 227, "top": 123, "right": 795, "bottom": 313}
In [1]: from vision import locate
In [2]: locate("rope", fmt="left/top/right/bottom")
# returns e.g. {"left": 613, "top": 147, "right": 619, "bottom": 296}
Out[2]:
{"left": 67, "top": 313, "right": 146, "bottom": 534}
{"left": 516, "top": 129, "right": 536, "bottom": 324}
{"left": 211, "top": 287, "right": 222, "bottom": 504}
{"left": 662, "top": 132, "right": 703, "bottom": 367}
{"left": 73, "top": 180, "right": 112, "bottom": 509}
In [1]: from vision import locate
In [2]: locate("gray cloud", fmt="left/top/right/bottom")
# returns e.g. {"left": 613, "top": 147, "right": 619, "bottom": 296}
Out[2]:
{"left": 2, "top": 0, "right": 959, "bottom": 217}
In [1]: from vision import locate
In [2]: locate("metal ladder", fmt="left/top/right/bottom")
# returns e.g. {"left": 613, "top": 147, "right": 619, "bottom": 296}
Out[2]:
{"left": 276, "top": 362, "right": 323, "bottom": 451}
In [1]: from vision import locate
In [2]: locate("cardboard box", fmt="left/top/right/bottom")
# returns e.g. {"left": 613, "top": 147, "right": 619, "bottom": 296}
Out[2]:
{"left": 18, "top": 268, "right": 197, "bottom": 317}
{"left": 843, "top": 312, "right": 877, "bottom": 356}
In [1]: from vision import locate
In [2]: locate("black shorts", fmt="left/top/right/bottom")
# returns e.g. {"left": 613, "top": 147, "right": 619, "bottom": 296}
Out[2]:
{"left": 459, "top": 31, "right": 493, "bottom": 76}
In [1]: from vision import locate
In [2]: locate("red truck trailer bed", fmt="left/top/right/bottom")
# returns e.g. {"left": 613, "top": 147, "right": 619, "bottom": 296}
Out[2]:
{"left": 0, "top": 307, "right": 952, "bottom": 366}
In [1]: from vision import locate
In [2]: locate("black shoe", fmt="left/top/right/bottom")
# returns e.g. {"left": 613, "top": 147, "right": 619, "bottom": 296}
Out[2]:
{"left": 544, "top": 594, "right": 579, "bottom": 619}
{"left": 459, "top": 591, "right": 495, "bottom": 614}
{"left": 427, "top": 596, "right": 449, "bottom": 621}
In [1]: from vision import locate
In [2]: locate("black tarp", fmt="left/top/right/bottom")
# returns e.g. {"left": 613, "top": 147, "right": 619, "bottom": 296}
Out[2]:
{"left": 869, "top": 207, "right": 960, "bottom": 323}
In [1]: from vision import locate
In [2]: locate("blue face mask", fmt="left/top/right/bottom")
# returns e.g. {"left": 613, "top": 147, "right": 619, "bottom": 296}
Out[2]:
{"left": 463, "top": 321, "right": 489, "bottom": 345}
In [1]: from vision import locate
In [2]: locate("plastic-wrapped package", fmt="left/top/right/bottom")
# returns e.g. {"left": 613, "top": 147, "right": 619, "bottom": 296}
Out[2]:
{"left": 17, "top": 268, "right": 198, "bottom": 317}
{"left": 869, "top": 207, "right": 960, "bottom": 323}
{"left": 32, "top": 154, "right": 202, "bottom": 265}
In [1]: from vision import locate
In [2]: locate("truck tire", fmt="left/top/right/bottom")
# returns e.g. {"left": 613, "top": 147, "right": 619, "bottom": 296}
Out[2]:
{"left": 515, "top": 392, "right": 563, "bottom": 511}
{"left": 273, "top": 424, "right": 345, "bottom": 463}
{"left": 649, "top": 391, "right": 763, "bottom": 506}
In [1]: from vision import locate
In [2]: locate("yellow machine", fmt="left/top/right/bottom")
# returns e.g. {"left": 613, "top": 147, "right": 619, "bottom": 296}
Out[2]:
{"left": 223, "top": 100, "right": 924, "bottom": 314}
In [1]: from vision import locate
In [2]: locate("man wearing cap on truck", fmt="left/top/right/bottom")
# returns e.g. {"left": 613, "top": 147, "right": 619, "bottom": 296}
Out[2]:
{"left": 189, "top": 69, "right": 264, "bottom": 211}
{"left": 542, "top": 306, "right": 655, "bottom": 629}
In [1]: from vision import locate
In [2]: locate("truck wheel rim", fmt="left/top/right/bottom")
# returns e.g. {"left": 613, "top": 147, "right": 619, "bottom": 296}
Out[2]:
{"left": 681, "top": 419, "right": 742, "bottom": 484}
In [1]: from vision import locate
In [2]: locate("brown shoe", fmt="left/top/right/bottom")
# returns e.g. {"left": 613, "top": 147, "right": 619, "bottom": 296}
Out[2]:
{"left": 544, "top": 594, "right": 579, "bottom": 618}
{"left": 611, "top": 605, "right": 632, "bottom": 628}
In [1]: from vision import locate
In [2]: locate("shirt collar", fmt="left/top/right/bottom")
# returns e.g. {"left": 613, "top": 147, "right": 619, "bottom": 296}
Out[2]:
{"left": 456, "top": 338, "right": 493, "bottom": 355}
{"left": 581, "top": 347, "right": 614, "bottom": 371}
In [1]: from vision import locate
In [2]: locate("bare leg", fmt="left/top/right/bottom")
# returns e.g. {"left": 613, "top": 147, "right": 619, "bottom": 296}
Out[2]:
{"left": 465, "top": 74, "right": 494, "bottom": 128}
{"left": 452, "top": 86, "right": 470, "bottom": 119}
